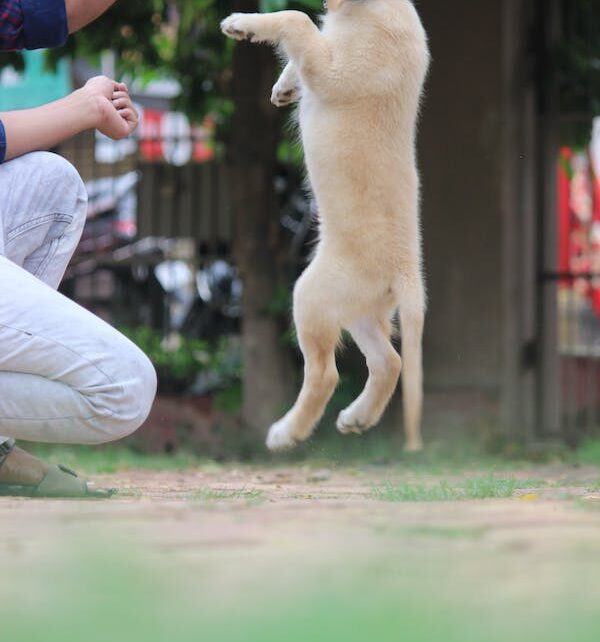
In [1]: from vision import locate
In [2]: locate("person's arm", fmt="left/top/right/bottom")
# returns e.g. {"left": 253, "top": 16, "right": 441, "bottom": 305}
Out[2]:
{"left": 64, "top": 0, "right": 118, "bottom": 33}
{"left": 0, "top": 76, "right": 138, "bottom": 162}
{"left": 0, "top": 2, "right": 132, "bottom": 162}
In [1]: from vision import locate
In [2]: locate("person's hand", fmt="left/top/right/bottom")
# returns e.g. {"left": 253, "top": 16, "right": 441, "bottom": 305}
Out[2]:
{"left": 110, "top": 82, "right": 138, "bottom": 137}
{"left": 80, "top": 76, "right": 139, "bottom": 140}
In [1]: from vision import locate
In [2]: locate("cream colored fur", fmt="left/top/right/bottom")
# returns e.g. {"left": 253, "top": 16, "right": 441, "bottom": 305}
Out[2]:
{"left": 221, "top": 0, "right": 430, "bottom": 452}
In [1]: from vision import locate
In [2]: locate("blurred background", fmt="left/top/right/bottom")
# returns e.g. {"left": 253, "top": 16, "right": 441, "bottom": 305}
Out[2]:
{"left": 2, "top": 0, "right": 598, "bottom": 459}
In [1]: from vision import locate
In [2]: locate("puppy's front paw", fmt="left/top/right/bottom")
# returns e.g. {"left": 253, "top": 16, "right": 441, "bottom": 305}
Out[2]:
{"left": 266, "top": 418, "right": 298, "bottom": 452}
{"left": 221, "top": 13, "right": 261, "bottom": 43}
{"left": 271, "top": 84, "right": 300, "bottom": 107}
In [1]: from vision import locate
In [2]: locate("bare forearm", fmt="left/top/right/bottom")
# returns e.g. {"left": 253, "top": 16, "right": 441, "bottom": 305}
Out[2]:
{"left": 65, "top": 0, "right": 118, "bottom": 33}
{"left": 1, "top": 91, "right": 96, "bottom": 161}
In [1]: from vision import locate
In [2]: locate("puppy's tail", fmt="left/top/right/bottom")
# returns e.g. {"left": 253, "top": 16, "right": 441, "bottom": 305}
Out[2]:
{"left": 397, "top": 277, "right": 425, "bottom": 451}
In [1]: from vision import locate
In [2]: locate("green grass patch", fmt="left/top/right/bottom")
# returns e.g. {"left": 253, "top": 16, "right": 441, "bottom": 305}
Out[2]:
{"left": 372, "top": 476, "right": 544, "bottom": 502}
{"left": 573, "top": 440, "right": 600, "bottom": 467}
{"left": 21, "top": 437, "right": 600, "bottom": 478}
{"left": 300, "top": 431, "right": 540, "bottom": 474}
{"left": 27, "top": 444, "right": 210, "bottom": 474}
{"left": 191, "top": 488, "right": 266, "bottom": 504}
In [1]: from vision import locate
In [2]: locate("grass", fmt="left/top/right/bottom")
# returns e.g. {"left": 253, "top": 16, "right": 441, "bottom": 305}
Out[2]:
{"left": 572, "top": 439, "right": 600, "bottom": 466}
{"left": 20, "top": 437, "right": 600, "bottom": 485}
{"left": 191, "top": 488, "right": 266, "bottom": 504}
{"left": 372, "top": 476, "right": 545, "bottom": 502}
{"left": 23, "top": 436, "right": 525, "bottom": 480}
{"left": 301, "top": 433, "right": 529, "bottom": 472}
{"left": 27, "top": 444, "right": 212, "bottom": 474}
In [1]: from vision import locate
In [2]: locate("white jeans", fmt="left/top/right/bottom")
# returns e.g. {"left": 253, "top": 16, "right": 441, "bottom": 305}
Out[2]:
{"left": 0, "top": 152, "right": 156, "bottom": 445}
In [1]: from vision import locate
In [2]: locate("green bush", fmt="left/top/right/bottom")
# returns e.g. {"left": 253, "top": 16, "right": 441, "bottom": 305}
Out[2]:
{"left": 120, "top": 326, "right": 240, "bottom": 395}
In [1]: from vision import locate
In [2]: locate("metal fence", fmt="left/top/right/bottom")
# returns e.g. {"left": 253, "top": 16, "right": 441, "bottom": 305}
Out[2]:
{"left": 58, "top": 132, "right": 234, "bottom": 334}
{"left": 540, "top": 113, "right": 600, "bottom": 440}
{"left": 536, "top": 0, "right": 600, "bottom": 442}
{"left": 546, "top": 273, "right": 600, "bottom": 439}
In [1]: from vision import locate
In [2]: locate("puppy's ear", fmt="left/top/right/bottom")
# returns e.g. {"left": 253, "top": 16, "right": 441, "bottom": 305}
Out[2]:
{"left": 325, "top": 0, "right": 347, "bottom": 11}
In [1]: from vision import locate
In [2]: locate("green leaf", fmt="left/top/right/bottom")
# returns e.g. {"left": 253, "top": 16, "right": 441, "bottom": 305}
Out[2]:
{"left": 260, "top": 0, "right": 323, "bottom": 11}
{"left": 259, "top": 0, "right": 288, "bottom": 12}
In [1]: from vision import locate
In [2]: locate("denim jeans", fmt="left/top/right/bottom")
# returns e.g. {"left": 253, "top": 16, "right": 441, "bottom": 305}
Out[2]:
{"left": 0, "top": 152, "right": 156, "bottom": 445}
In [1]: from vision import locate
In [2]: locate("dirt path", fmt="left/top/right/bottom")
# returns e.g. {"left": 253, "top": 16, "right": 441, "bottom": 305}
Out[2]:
{"left": 4, "top": 463, "right": 600, "bottom": 555}
{"left": 3, "top": 464, "right": 600, "bottom": 641}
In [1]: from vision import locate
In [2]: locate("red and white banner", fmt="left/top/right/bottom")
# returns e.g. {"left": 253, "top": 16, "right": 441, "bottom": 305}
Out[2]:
{"left": 558, "top": 117, "right": 600, "bottom": 316}
{"left": 95, "top": 107, "right": 215, "bottom": 165}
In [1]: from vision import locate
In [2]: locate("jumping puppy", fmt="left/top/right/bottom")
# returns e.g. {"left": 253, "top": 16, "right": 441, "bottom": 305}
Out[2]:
{"left": 221, "top": 0, "right": 430, "bottom": 451}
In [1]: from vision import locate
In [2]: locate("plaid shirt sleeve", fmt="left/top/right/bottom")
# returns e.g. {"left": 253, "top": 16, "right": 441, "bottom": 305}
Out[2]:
{"left": 0, "top": 0, "right": 24, "bottom": 50}
{"left": 0, "top": 0, "right": 68, "bottom": 51}
{"left": 0, "top": 120, "right": 5, "bottom": 163}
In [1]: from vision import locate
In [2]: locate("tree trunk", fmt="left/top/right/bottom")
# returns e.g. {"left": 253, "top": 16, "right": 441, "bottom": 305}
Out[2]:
{"left": 228, "top": 0, "right": 295, "bottom": 443}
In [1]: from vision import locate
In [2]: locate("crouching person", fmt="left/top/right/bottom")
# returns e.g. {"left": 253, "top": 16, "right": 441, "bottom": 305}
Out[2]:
{"left": 0, "top": 0, "right": 157, "bottom": 497}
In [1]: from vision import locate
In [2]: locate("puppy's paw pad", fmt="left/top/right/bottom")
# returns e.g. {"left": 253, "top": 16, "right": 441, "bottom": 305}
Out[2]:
{"left": 220, "top": 14, "right": 255, "bottom": 41}
{"left": 271, "top": 86, "right": 300, "bottom": 107}
{"left": 266, "top": 420, "right": 297, "bottom": 451}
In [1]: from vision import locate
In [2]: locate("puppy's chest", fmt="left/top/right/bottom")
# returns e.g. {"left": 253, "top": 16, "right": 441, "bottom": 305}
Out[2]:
{"left": 298, "top": 88, "right": 336, "bottom": 131}
{"left": 298, "top": 92, "right": 316, "bottom": 126}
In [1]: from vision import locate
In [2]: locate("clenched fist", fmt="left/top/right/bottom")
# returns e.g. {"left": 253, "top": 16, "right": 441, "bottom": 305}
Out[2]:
{"left": 79, "top": 75, "right": 139, "bottom": 140}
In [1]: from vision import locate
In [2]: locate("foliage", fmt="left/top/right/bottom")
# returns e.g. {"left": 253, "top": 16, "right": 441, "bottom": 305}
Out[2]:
{"left": 3, "top": 0, "right": 598, "bottom": 121}
{"left": 119, "top": 326, "right": 240, "bottom": 394}
{"left": 47, "top": 0, "right": 322, "bottom": 122}
{"left": 121, "top": 326, "right": 210, "bottom": 381}
{"left": 0, "top": 0, "right": 324, "bottom": 118}
{"left": 555, "top": 0, "right": 600, "bottom": 115}
{"left": 213, "top": 380, "right": 243, "bottom": 413}
{"left": 260, "top": 0, "right": 322, "bottom": 11}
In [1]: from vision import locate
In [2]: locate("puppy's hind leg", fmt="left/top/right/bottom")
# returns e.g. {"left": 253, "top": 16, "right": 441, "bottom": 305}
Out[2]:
{"left": 267, "top": 286, "right": 340, "bottom": 451}
{"left": 337, "top": 317, "right": 402, "bottom": 435}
